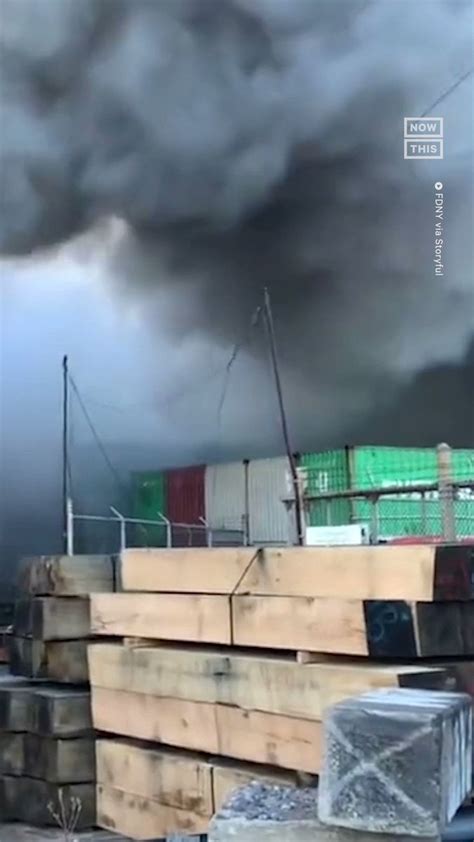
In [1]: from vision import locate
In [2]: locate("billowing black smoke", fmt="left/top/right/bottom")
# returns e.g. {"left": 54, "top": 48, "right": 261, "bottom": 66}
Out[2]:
{"left": 1, "top": 0, "right": 472, "bottom": 430}
{"left": 0, "top": 0, "right": 473, "bottom": 577}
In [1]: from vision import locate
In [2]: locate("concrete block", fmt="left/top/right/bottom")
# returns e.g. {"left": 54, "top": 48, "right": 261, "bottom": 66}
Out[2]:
{"left": 209, "top": 783, "right": 440, "bottom": 841}
{"left": 318, "top": 688, "right": 472, "bottom": 837}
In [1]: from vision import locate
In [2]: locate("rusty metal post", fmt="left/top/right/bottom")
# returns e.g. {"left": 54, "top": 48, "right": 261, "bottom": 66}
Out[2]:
{"left": 437, "top": 442, "right": 456, "bottom": 541}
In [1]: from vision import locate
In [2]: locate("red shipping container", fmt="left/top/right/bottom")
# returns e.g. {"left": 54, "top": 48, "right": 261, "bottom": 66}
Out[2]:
{"left": 165, "top": 465, "right": 206, "bottom": 526}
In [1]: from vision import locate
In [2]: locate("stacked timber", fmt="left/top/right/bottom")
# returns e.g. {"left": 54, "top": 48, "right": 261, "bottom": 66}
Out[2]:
{"left": 0, "top": 673, "right": 95, "bottom": 827}
{"left": 10, "top": 554, "right": 116, "bottom": 682}
{"left": 88, "top": 544, "right": 474, "bottom": 840}
{"left": 2, "top": 554, "right": 116, "bottom": 829}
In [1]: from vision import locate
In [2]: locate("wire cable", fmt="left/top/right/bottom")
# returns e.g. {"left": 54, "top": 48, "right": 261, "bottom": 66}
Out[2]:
{"left": 68, "top": 374, "right": 128, "bottom": 495}
{"left": 421, "top": 65, "right": 474, "bottom": 116}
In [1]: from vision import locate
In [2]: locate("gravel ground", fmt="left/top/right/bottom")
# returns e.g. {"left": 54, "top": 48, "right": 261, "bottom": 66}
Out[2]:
{"left": 216, "top": 783, "right": 319, "bottom": 823}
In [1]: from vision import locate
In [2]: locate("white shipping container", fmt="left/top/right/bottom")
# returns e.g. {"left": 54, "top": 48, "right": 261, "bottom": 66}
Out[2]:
{"left": 248, "top": 456, "right": 295, "bottom": 545}
{"left": 204, "top": 461, "right": 246, "bottom": 531}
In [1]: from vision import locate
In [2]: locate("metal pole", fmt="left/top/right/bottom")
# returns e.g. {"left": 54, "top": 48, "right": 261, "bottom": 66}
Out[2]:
{"left": 243, "top": 458, "right": 250, "bottom": 545}
{"left": 263, "top": 288, "right": 304, "bottom": 545}
{"left": 437, "top": 442, "right": 456, "bottom": 541}
{"left": 62, "top": 355, "right": 69, "bottom": 553}
{"left": 66, "top": 497, "right": 74, "bottom": 556}
{"left": 110, "top": 507, "right": 126, "bottom": 552}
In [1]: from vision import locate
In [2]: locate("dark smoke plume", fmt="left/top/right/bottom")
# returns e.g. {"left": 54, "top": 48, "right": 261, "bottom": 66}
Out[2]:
{"left": 1, "top": 0, "right": 472, "bottom": 442}
{"left": 0, "top": 0, "right": 473, "bottom": 579}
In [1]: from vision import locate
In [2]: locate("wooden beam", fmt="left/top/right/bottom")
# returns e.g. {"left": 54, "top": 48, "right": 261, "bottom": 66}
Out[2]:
{"left": 18, "top": 554, "right": 115, "bottom": 596}
{"left": 236, "top": 545, "right": 474, "bottom": 601}
{"left": 232, "top": 596, "right": 474, "bottom": 658}
{"left": 0, "top": 676, "right": 34, "bottom": 731}
{"left": 119, "top": 547, "right": 257, "bottom": 594}
{"left": 90, "top": 593, "right": 232, "bottom": 644}
{"left": 31, "top": 685, "right": 92, "bottom": 737}
{"left": 0, "top": 734, "right": 25, "bottom": 776}
{"left": 14, "top": 597, "right": 90, "bottom": 640}
{"left": 232, "top": 595, "right": 368, "bottom": 655}
{"left": 87, "top": 643, "right": 449, "bottom": 721}
{"left": 0, "top": 776, "right": 96, "bottom": 828}
{"left": 91, "top": 687, "right": 321, "bottom": 773}
{"left": 10, "top": 637, "right": 89, "bottom": 683}
{"left": 24, "top": 735, "right": 95, "bottom": 783}
{"left": 97, "top": 784, "right": 210, "bottom": 840}
{"left": 96, "top": 739, "right": 213, "bottom": 816}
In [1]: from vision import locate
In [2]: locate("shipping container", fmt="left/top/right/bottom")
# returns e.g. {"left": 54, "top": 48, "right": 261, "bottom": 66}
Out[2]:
{"left": 165, "top": 465, "right": 205, "bottom": 524}
{"left": 131, "top": 471, "right": 167, "bottom": 547}
{"left": 248, "top": 456, "right": 295, "bottom": 545}
{"left": 204, "top": 461, "right": 246, "bottom": 535}
{"left": 300, "top": 449, "right": 351, "bottom": 526}
{"left": 166, "top": 465, "right": 206, "bottom": 547}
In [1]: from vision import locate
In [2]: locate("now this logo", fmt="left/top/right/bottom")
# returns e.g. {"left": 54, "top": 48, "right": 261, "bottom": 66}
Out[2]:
{"left": 404, "top": 117, "right": 443, "bottom": 159}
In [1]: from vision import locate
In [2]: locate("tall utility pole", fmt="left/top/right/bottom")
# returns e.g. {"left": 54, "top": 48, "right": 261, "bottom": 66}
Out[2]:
{"left": 62, "top": 355, "right": 69, "bottom": 553}
{"left": 263, "top": 288, "right": 304, "bottom": 545}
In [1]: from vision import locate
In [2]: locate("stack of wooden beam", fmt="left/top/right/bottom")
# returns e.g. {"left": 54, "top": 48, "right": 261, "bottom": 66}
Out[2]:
{"left": 0, "top": 673, "right": 95, "bottom": 826}
{"left": 2, "top": 554, "right": 116, "bottom": 829}
{"left": 10, "top": 555, "right": 116, "bottom": 683}
{"left": 89, "top": 544, "right": 474, "bottom": 840}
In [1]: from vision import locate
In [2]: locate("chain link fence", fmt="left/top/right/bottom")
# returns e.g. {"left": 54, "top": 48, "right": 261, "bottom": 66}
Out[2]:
{"left": 298, "top": 444, "right": 474, "bottom": 542}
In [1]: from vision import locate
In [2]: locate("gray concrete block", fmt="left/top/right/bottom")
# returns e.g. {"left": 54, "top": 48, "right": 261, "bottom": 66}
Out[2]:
{"left": 318, "top": 688, "right": 472, "bottom": 837}
{"left": 209, "top": 783, "right": 440, "bottom": 841}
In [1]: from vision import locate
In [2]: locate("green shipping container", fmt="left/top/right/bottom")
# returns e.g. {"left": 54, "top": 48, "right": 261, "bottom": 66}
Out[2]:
{"left": 352, "top": 446, "right": 474, "bottom": 539}
{"left": 301, "top": 446, "right": 474, "bottom": 539}
{"left": 131, "top": 471, "right": 167, "bottom": 547}
{"left": 300, "top": 449, "right": 351, "bottom": 526}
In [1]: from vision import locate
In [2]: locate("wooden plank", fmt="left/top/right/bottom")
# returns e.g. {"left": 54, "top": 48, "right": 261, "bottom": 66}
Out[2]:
{"left": 0, "top": 734, "right": 25, "bottom": 775}
{"left": 236, "top": 544, "right": 474, "bottom": 601}
{"left": 119, "top": 547, "right": 257, "bottom": 594}
{"left": 18, "top": 555, "right": 115, "bottom": 596}
{"left": 233, "top": 596, "right": 473, "bottom": 657}
{"left": 215, "top": 704, "right": 320, "bottom": 772}
{"left": 90, "top": 593, "right": 232, "bottom": 644}
{"left": 232, "top": 595, "right": 369, "bottom": 655}
{"left": 24, "top": 734, "right": 95, "bottom": 783}
{"left": 96, "top": 738, "right": 213, "bottom": 816}
{"left": 14, "top": 597, "right": 91, "bottom": 641}
{"left": 88, "top": 643, "right": 449, "bottom": 721}
{"left": 0, "top": 676, "right": 34, "bottom": 731}
{"left": 97, "top": 784, "right": 209, "bottom": 840}
{"left": 10, "top": 637, "right": 89, "bottom": 683}
{"left": 0, "top": 775, "right": 96, "bottom": 827}
{"left": 92, "top": 686, "right": 220, "bottom": 753}
{"left": 91, "top": 687, "right": 321, "bottom": 772}
{"left": 31, "top": 685, "right": 92, "bottom": 737}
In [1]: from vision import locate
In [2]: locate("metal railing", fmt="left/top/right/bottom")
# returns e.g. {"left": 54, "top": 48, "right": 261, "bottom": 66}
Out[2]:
{"left": 285, "top": 444, "right": 474, "bottom": 543}
{"left": 301, "top": 484, "right": 474, "bottom": 543}
{"left": 66, "top": 498, "right": 245, "bottom": 554}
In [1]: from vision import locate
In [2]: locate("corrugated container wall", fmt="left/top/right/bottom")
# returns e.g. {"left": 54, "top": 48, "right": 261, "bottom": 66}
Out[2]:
{"left": 204, "top": 462, "right": 246, "bottom": 532}
{"left": 131, "top": 471, "right": 167, "bottom": 547}
{"left": 300, "top": 449, "right": 351, "bottom": 526}
{"left": 165, "top": 465, "right": 205, "bottom": 524}
{"left": 248, "top": 457, "right": 295, "bottom": 545}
